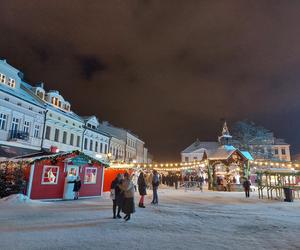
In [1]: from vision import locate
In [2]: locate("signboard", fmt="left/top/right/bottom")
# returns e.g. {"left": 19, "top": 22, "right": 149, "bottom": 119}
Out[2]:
{"left": 69, "top": 156, "right": 90, "bottom": 166}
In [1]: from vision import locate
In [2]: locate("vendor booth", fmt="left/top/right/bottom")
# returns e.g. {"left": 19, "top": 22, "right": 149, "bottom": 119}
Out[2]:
{"left": 3, "top": 150, "right": 109, "bottom": 200}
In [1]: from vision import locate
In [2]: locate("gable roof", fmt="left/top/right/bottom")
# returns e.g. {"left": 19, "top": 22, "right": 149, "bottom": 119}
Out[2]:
{"left": 182, "top": 140, "right": 219, "bottom": 153}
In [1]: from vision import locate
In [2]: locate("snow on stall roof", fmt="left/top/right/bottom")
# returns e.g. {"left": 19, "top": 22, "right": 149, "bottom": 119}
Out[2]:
{"left": 10, "top": 151, "right": 110, "bottom": 166}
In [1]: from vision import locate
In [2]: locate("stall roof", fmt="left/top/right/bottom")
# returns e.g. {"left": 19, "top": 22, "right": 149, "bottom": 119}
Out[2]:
{"left": 4, "top": 150, "right": 110, "bottom": 167}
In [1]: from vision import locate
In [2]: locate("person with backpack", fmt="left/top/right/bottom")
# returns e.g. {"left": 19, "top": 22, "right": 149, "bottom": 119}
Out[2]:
{"left": 137, "top": 172, "right": 147, "bottom": 208}
{"left": 151, "top": 170, "right": 159, "bottom": 204}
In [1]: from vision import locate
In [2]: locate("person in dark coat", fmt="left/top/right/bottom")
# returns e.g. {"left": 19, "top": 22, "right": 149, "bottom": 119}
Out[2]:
{"left": 151, "top": 170, "right": 159, "bottom": 204}
{"left": 119, "top": 172, "right": 135, "bottom": 221}
{"left": 137, "top": 172, "right": 147, "bottom": 208}
{"left": 69, "top": 176, "right": 81, "bottom": 200}
{"left": 110, "top": 174, "right": 124, "bottom": 219}
{"left": 243, "top": 178, "right": 251, "bottom": 198}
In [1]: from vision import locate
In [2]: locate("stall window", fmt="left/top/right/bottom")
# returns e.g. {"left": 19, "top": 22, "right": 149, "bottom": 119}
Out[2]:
{"left": 42, "top": 166, "right": 59, "bottom": 184}
{"left": 84, "top": 167, "right": 97, "bottom": 184}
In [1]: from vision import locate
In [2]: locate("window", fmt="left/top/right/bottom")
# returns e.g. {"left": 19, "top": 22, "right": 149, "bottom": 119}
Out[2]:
{"left": 84, "top": 167, "right": 97, "bottom": 184}
{"left": 76, "top": 135, "right": 81, "bottom": 147}
{"left": 54, "top": 129, "right": 60, "bottom": 142}
{"left": 281, "top": 148, "right": 286, "bottom": 155}
{"left": 193, "top": 156, "right": 197, "bottom": 160}
{"left": 11, "top": 117, "right": 20, "bottom": 131}
{"left": 62, "top": 131, "right": 67, "bottom": 144}
{"left": 90, "top": 140, "right": 93, "bottom": 151}
{"left": 95, "top": 141, "right": 98, "bottom": 152}
{"left": 45, "top": 126, "right": 51, "bottom": 140}
{"left": 100, "top": 143, "right": 103, "bottom": 153}
{"left": 274, "top": 148, "right": 279, "bottom": 155}
{"left": 7, "top": 78, "right": 16, "bottom": 88}
{"left": 23, "top": 121, "right": 30, "bottom": 134}
{"left": 42, "top": 166, "right": 59, "bottom": 184}
{"left": 84, "top": 138, "right": 88, "bottom": 150}
{"left": 0, "top": 73, "right": 6, "bottom": 83}
{"left": 0, "top": 113, "right": 7, "bottom": 130}
{"left": 104, "top": 144, "right": 107, "bottom": 154}
{"left": 33, "top": 125, "right": 40, "bottom": 138}
{"left": 70, "top": 133, "right": 74, "bottom": 145}
{"left": 185, "top": 157, "right": 189, "bottom": 162}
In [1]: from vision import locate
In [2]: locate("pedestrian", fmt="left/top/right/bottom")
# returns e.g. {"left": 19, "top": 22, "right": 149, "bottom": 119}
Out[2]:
{"left": 137, "top": 172, "right": 147, "bottom": 208}
{"left": 119, "top": 172, "right": 135, "bottom": 221}
{"left": 69, "top": 176, "right": 81, "bottom": 200}
{"left": 151, "top": 170, "right": 159, "bottom": 204}
{"left": 132, "top": 173, "right": 138, "bottom": 192}
{"left": 243, "top": 178, "right": 251, "bottom": 198}
{"left": 110, "top": 174, "right": 124, "bottom": 219}
{"left": 199, "top": 175, "right": 204, "bottom": 192}
{"left": 174, "top": 175, "right": 178, "bottom": 189}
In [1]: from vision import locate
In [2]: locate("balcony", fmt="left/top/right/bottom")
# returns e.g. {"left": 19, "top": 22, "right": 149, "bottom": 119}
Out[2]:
{"left": 9, "top": 130, "right": 29, "bottom": 141}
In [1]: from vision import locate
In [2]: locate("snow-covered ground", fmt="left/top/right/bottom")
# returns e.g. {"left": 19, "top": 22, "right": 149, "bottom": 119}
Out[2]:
{"left": 0, "top": 187, "right": 300, "bottom": 250}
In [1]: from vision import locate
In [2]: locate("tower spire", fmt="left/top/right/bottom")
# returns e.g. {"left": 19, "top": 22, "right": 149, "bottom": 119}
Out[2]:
{"left": 218, "top": 121, "right": 232, "bottom": 145}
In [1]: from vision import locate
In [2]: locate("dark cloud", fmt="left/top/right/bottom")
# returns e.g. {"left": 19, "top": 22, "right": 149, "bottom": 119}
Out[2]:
{"left": 1, "top": 1, "right": 300, "bottom": 160}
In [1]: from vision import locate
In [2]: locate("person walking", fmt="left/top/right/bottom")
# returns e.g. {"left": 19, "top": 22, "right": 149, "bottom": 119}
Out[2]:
{"left": 243, "top": 178, "right": 251, "bottom": 198}
{"left": 110, "top": 174, "right": 124, "bottom": 219}
{"left": 120, "top": 172, "right": 135, "bottom": 221}
{"left": 69, "top": 176, "right": 81, "bottom": 200}
{"left": 151, "top": 170, "right": 159, "bottom": 204}
{"left": 137, "top": 172, "right": 147, "bottom": 208}
{"left": 199, "top": 175, "right": 204, "bottom": 192}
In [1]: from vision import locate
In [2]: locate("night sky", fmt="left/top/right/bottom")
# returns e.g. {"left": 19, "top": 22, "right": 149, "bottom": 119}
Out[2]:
{"left": 1, "top": 1, "right": 300, "bottom": 161}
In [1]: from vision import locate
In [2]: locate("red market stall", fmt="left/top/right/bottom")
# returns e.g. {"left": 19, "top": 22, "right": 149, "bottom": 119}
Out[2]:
{"left": 103, "top": 168, "right": 131, "bottom": 192}
{"left": 14, "top": 151, "right": 109, "bottom": 200}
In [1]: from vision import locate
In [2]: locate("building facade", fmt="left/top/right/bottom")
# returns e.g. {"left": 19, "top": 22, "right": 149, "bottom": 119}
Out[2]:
{"left": 0, "top": 60, "right": 45, "bottom": 157}
{"left": 81, "top": 116, "right": 110, "bottom": 158}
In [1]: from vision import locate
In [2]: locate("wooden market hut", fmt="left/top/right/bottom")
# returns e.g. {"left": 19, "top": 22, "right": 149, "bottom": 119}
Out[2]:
{"left": 202, "top": 145, "right": 253, "bottom": 191}
{"left": 4, "top": 150, "right": 109, "bottom": 200}
{"left": 256, "top": 168, "right": 300, "bottom": 200}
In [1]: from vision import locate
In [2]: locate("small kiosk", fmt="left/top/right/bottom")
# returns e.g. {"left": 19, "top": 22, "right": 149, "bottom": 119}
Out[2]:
{"left": 8, "top": 150, "right": 109, "bottom": 200}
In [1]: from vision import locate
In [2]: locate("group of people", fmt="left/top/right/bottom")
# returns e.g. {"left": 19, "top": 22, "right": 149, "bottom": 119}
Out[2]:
{"left": 110, "top": 170, "right": 160, "bottom": 221}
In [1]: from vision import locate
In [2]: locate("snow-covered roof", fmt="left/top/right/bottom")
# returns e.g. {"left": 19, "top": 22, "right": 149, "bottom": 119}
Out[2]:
{"left": 206, "top": 147, "right": 236, "bottom": 160}
{"left": 182, "top": 140, "right": 219, "bottom": 153}
{"left": 0, "top": 82, "right": 45, "bottom": 108}
{"left": 8, "top": 151, "right": 110, "bottom": 167}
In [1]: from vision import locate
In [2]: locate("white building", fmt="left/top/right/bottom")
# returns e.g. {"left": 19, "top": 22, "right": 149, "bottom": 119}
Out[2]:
{"left": 0, "top": 60, "right": 45, "bottom": 157}
{"left": 99, "top": 121, "right": 146, "bottom": 163}
{"left": 81, "top": 116, "right": 110, "bottom": 158}
{"left": 109, "top": 136, "right": 126, "bottom": 161}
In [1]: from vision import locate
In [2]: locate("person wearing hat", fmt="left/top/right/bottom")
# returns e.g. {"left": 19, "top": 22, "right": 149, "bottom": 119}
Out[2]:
{"left": 119, "top": 172, "right": 135, "bottom": 221}
{"left": 110, "top": 174, "right": 124, "bottom": 219}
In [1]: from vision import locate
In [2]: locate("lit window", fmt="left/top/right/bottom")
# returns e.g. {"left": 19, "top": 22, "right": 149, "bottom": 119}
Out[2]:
{"left": 84, "top": 167, "right": 97, "bottom": 184}
{"left": 0, "top": 73, "right": 6, "bottom": 83}
{"left": 33, "top": 125, "right": 40, "bottom": 138}
{"left": 42, "top": 166, "right": 59, "bottom": 184}
{"left": 7, "top": 78, "right": 15, "bottom": 87}
{"left": 0, "top": 113, "right": 7, "bottom": 130}
{"left": 185, "top": 157, "right": 189, "bottom": 162}
{"left": 281, "top": 148, "right": 286, "bottom": 155}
